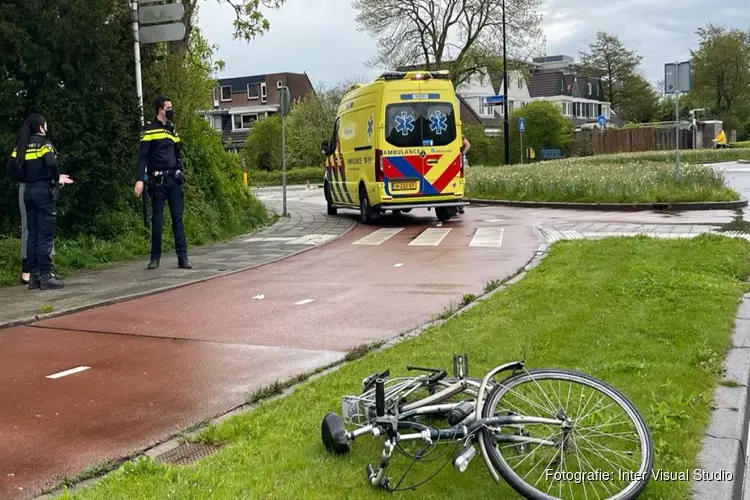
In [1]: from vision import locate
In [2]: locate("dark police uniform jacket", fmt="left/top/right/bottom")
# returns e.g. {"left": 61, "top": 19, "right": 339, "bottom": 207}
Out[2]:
{"left": 137, "top": 119, "right": 182, "bottom": 181}
{"left": 6, "top": 135, "right": 59, "bottom": 185}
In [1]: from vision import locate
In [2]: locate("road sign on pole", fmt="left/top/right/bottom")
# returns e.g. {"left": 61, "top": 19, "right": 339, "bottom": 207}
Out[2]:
{"left": 280, "top": 87, "right": 291, "bottom": 217}
{"left": 518, "top": 118, "right": 525, "bottom": 164}
{"left": 139, "top": 23, "right": 186, "bottom": 44}
{"left": 597, "top": 114, "right": 606, "bottom": 127}
{"left": 665, "top": 61, "right": 691, "bottom": 182}
{"left": 139, "top": 2, "right": 184, "bottom": 25}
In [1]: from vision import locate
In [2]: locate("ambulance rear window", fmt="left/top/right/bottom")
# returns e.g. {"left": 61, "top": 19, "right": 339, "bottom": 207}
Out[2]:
{"left": 385, "top": 102, "right": 456, "bottom": 148}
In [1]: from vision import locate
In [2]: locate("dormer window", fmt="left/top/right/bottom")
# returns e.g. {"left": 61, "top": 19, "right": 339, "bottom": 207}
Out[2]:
{"left": 220, "top": 85, "right": 231, "bottom": 101}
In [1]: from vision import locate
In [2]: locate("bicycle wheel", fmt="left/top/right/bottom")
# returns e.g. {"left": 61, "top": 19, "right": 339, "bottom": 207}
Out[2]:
{"left": 480, "top": 369, "right": 653, "bottom": 500}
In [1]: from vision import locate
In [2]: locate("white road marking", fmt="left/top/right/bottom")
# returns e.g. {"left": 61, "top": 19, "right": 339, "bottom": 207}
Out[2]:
{"left": 436, "top": 221, "right": 443, "bottom": 227}
{"left": 352, "top": 228, "right": 404, "bottom": 245}
{"left": 409, "top": 228, "right": 452, "bottom": 246}
{"left": 484, "top": 219, "right": 505, "bottom": 223}
{"left": 393, "top": 263, "right": 404, "bottom": 268}
{"left": 295, "top": 299, "right": 315, "bottom": 305}
{"left": 469, "top": 227, "right": 505, "bottom": 247}
{"left": 46, "top": 366, "right": 90, "bottom": 379}
{"left": 252, "top": 294, "right": 265, "bottom": 300}
{"left": 244, "top": 236, "right": 297, "bottom": 243}
{"left": 286, "top": 234, "right": 337, "bottom": 245}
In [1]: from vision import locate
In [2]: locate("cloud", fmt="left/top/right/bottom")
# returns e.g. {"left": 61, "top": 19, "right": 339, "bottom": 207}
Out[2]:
{"left": 197, "top": 0, "right": 750, "bottom": 89}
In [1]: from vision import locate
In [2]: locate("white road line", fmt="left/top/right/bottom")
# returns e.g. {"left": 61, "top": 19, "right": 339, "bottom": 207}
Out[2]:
{"left": 252, "top": 294, "right": 265, "bottom": 300}
{"left": 352, "top": 228, "right": 404, "bottom": 245}
{"left": 286, "top": 234, "right": 337, "bottom": 245}
{"left": 393, "top": 263, "right": 404, "bottom": 268}
{"left": 409, "top": 228, "right": 452, "bottom": 246}
{"left": 295, "top": 299, "right": 315, "bottom": 305}
{"left": 46, "top": 366, "right": 90, "bottom": 379}
{"left": 469, "top": 227, "right": 505, "bottom": 247}
{"left": 244, "top": 237, "right": 297, "bottom": 243}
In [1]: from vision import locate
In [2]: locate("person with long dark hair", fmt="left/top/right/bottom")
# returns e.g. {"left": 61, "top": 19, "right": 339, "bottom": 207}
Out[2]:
{"left": 6, "top": 113, "right": 72, "bottom": 289}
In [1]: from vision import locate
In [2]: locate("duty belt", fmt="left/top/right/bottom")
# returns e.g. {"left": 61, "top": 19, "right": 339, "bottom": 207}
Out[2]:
{"left": 151, "top": 169, "right": 178, "bottom": 177}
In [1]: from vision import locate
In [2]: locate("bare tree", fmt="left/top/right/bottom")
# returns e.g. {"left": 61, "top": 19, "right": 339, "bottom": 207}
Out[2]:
{"left": 352, "top": 0, "right": 545, "bottom": 87}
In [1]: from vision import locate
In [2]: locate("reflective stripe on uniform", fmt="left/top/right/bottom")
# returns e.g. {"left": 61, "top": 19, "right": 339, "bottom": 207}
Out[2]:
{"left": 140, "top": 130, "right": 180, "bottom": 143}
{"left": 11, "top": 145, "right": 55, "bottom": 160}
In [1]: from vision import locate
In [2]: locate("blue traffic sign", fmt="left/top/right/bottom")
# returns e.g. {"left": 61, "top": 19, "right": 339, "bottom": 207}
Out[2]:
{"left": 518, "top": 117, "right": 525, "bottom": 132}
{"left": 597, "top": 114, "right": 606, "bottom": 126}
{"left": 486, "top": 95, "right": 504, "bottom": 104}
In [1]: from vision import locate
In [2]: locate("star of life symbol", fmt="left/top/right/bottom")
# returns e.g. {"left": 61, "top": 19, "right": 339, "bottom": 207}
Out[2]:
{"left": 367, "top": 116, "right": 373, "bottom": 141}
{"left": 429, "top": 110, "right": 448, "bottom": 135}
{"left": 395, "top": 112, "right": 415, "bottom": 136}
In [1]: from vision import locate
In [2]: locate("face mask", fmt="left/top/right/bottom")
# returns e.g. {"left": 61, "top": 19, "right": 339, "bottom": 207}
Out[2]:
{"left": 165, "top": 109, "right": 174, "bottom": 121}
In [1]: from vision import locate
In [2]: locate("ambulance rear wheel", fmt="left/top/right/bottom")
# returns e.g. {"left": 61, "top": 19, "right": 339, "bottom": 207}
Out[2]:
{"left": 324, "top": 182, "right": 337, "bottom": 215}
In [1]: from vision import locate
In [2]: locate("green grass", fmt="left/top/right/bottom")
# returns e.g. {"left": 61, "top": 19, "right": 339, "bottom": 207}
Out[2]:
{"left": 248, "top": 166, "right": 325, "bottom": 187}
{"left": 466, "top": 155, "right": 742, "bottom": 203}
{"left": 61, "top": 235, "right": 750, "bottom": 500}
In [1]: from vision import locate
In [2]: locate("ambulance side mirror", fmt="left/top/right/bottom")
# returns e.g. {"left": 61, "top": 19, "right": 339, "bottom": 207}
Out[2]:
{"left": 321, "top": 139, "right": 329, "bottom": 155}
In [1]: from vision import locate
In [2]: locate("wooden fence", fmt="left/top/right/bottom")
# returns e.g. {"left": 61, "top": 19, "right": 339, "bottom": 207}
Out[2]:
{"left": 573, "top": 127, "right": 693, "bottom": 156}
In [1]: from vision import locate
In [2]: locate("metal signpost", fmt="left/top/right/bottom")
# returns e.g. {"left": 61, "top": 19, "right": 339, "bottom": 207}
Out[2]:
{"left": 518, "top": 117, "right": 525, "bottom": 164}
{"left": 130, "top": 0, "right": 186, "bottom": 229}
{"left": 280, "top": 86, "right": 291, "bottom": 217}
{"left": 664, "top": 61, "right": 692, "bottom": 182}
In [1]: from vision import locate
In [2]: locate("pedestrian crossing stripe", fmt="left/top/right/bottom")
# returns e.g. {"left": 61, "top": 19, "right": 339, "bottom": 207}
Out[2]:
{"left": 351, "top": 227, "right": 505, "bottom": 248}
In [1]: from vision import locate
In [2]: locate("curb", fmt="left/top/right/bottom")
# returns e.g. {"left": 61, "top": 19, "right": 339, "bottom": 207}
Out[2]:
{"left": 693, "top": 292, "right": 750, "bottom": 500}
{"left": 465, "top": 198, "right": 748, "bottom": 212}
{"left": 35, "top": 230, "right": 552, "bottom": 500}
{"left": 1, "top": 209, "right": 357, "bottom": 331}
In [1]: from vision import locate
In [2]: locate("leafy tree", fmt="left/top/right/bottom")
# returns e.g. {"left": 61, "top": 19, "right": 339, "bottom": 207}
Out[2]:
{"left": 352, "top": 0, "right": 545, "bottom": 87}
{"left": 580, "top": 31, "right": 642, "bottom": 112}
{"left": 508, "top": 101, "right": 572, "bottom": 162}
{"left": 242, "top": 115, "right": 283, "bottom": 171}
{"left": 691, "top": 23, "right": 750, "bottom": 130}
{"left": 617, "top": 74, "right": 659, "bottom": 123}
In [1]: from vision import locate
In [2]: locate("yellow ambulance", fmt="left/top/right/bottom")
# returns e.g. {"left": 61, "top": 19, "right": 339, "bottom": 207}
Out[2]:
{"left": 321, "top": 70, "right": 468, "bottom": 224}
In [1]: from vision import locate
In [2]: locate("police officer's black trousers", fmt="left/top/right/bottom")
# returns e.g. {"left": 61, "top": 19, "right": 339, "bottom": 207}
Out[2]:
{"left": 24, "top": 182, "right": 56, "bottom": 278}
{"left": 149, "top": 174, "right": 187, "bottom": 260}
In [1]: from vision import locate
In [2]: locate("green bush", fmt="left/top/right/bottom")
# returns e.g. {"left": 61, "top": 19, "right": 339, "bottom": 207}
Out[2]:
{"left": 247, "top": 166, "right": 325, "bottom": 186}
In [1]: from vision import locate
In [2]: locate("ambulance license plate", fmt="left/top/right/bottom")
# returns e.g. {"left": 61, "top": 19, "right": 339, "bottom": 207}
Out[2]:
{"left": 392, "top": 181, "right": 417, "bottom": 191}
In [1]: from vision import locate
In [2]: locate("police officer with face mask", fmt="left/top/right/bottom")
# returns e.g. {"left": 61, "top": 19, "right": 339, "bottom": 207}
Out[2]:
{"left": 134, "top": 96, "right": 191, "bottom": 270}
{"left": 6, "top": 113, "right": 73, "bottom": 289}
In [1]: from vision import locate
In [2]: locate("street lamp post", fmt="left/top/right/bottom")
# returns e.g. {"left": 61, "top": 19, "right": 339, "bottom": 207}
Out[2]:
{"left": 502, "top": 0, "right": 510, "bottom": 165}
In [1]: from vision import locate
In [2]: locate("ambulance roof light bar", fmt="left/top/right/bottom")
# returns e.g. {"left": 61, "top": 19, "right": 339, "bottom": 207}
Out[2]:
{"left": 377, "top": 70, "right": 451, "bottom": 81}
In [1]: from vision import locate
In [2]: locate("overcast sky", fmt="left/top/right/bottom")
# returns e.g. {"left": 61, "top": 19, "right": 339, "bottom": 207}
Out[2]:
{"left": 197, "top": 0, "right": 750, "bottom": 91}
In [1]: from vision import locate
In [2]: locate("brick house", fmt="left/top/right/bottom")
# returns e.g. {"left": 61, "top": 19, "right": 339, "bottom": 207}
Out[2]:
{"left": 200, "top": 72, "right": 316, "bottom": 152}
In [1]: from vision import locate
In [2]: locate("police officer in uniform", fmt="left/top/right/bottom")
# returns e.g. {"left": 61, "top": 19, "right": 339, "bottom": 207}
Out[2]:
{"left": 6, "top": 113, "right": 72, "bottom": 289}
{"left": 134, "top": 96, "right": 191, "bottom": 270}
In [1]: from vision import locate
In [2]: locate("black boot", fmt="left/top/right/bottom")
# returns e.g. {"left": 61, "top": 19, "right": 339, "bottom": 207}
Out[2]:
{"left": 148, "top": 258, "right": 160, "bottom": 270}
{"left": 40, "top": 274, "right": 64, "bottom": 290}
{"left": 178, "top": 257, "right": 192, "bottom": 269}
{"left": 28, "top": 274, "right": 41, "bottom": 290}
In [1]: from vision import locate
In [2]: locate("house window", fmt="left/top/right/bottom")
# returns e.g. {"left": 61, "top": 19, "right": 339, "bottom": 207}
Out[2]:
{"left": 517, "top": 77, "right": 523, "bottom": 90}
{"left": 588, "top": 82, "right": 592, "bottom": 95}
{"left": 232, "top": 113, "right": 259, "bottom": 130}
{"left": 221, "top": 86, "right": 231, "bottom": 101}
{"left": 277, "top": 80, "right": 283, "bottom": 89}
{"left": 212, "top": 116, "right": 222, "bottom": 131}
{"left": 261, "top": 83, "right": 267, "bottom": 103}
{"left": 248, "top": 83, "right": 260, "bottom": 100}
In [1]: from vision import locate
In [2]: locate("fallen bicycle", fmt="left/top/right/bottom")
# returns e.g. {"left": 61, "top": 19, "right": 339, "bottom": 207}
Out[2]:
{"left": 321, "top": 354, "right": 654, "bottom": 499}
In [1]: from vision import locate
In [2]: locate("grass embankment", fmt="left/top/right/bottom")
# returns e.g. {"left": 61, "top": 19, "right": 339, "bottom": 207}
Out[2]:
{"left": 467, "top": 149, "right": 750, "bottom": 203}
{"left": 247, "top": 166, "right": 325, "bottom": 187}
{"left": 0, "top": 196, "right": 272, "bottom": 287}
{"left": 63, "top": 235, "right": 750, "bottom": 500}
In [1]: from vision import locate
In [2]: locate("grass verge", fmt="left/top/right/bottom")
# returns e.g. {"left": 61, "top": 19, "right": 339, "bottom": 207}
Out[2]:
{"left": 62, "top": 235, "right": 750, "bottom": 500}
{"left": 467, "top": 157, "right": 741, "bottom": 203}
